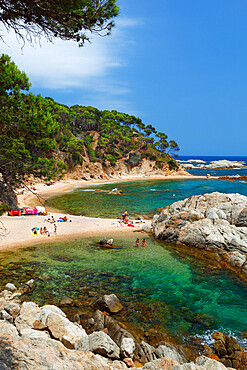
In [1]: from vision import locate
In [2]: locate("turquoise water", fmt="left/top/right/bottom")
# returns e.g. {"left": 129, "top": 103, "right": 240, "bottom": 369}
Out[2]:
{"left": 47, "top": 178, "right": 247, "bottom": 218}
{"left": 2, "top": 175, "right": 247, "bottom": 348}
{"left": 1, "top": 233, "right": 247, "bottom": 346}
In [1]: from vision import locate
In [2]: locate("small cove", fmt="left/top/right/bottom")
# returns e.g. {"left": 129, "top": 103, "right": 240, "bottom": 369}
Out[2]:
{"left": 46, "top": 178, "right": 247, "bottom": 218}
{"left": 1, "top": 233, "right": 247, "bottom": 348}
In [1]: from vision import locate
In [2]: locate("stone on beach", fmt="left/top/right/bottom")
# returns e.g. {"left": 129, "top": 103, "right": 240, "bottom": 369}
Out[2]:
{"left": 155, "top": 343, "right": 186, "bottom": 364}
{"left": 15, "top": 301, "right": 41, "bottom": 331}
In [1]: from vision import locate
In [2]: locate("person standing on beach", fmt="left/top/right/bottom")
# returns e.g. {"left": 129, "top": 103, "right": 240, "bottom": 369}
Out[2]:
{"left": 122, "top": 210, "right": 128, "bottom": 221}
{"left": 142, "top": 238, "right": 146, "bottom": 247}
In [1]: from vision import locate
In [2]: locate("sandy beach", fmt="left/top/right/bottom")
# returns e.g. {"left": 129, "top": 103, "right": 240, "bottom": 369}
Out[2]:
{"left": 0, "top": 173, "right": 203, "bottom": 251}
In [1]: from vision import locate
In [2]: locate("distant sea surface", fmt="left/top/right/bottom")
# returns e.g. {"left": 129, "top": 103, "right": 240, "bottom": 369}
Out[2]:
{"left": 178, "top": 155, "right": 247, "bottom": 177}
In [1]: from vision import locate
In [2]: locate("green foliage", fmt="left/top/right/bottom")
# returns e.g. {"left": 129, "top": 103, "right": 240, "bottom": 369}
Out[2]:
{"left": 168, "top": 140, "right": 180, "bottom": 155}
{"left": 0, "top": 54, "right": 30, "bottom": 96}
{"left": 168, "top": 158, "right": 178, "bottom": 170}
{"left": 0, "top": 54, "right": 181, "bottom": 203}
{"left": 84, "top": 134, "right": 96, "bottom": 162}
{"left": 105, "top": 154, "right": 116, "bottom": 165}
{"left": 0, "top": 0, "right": 119, "bottom": 46}
{"left": 0, "top": 54, "right": 66, "bottom": 186}
{"left": 0, "top": 203, "right": 9, "bottom": 216}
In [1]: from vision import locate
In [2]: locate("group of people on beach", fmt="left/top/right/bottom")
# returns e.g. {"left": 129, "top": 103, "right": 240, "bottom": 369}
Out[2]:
{"left": 121, "top": 209, "right": 136, "bottom": 227}
{"left": 31, "top": 214, "right": 72, "bottom": 237}
{"left": 32, "top": 215, "right": 59, "bottom": 237}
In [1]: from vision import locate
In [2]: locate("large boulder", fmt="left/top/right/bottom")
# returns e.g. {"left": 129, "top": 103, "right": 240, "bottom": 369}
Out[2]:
{"left": 0, "top": 320, "right": 19, "bottom": 339}
{"left": 15, "top": 301, "right": 41, "bottom": 331}
{"left": 89, "top": 331, "right": 120, "bottom": 359}
{"left": 45, "top": 311, "right": 89, "bottom": 350}
{"left": 0, "top": 335, "right": 128, "bottom": 369}
{"left": 212, "top": 331, "right": 247, "bottom": 369}
{"left": 86, "top": 310, "right": 147, "bottom": 363}
{"left": 155, "top": 343, "right": 185, "bottom": 364}
{"left": 152, "top": 193, "right": 247, "bottom": 277}
{"left": 93, "top": 294, "right": 123, "bottom": 313}
{"left": 120, "top": 337, "right": 135, "bottom": 359}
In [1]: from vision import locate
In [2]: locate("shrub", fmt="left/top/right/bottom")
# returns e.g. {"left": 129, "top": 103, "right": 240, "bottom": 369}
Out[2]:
{"left": 0, "top": 203, "right": 9, "bottom": 215}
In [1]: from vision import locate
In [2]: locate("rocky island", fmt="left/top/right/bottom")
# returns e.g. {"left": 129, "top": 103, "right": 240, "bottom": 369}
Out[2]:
{"left": 180, "top": 159, "right": 246, "bottom": 170}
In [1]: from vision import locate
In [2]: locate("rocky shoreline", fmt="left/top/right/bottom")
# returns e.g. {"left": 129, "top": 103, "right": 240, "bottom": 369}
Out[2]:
{"left": 179, "top": 159, "right": 246, "bottom": 170}
{"left": 152, "top": 192, "right": 247, "bottom": 282}
{"left": 0, "top": 280, "right": 246, "bottom": 369}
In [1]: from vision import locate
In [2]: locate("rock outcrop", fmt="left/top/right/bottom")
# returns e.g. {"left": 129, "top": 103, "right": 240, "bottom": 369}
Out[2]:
{"left": 212, "top": 332, "right": 247, "bottom": 369}
{"left": 180, "top": 159, "right": 246, "bottom": 170}
{"left": 65, "top": 158, "right": 188, "bottom": 181}
{"left": 152, "top": 192, "right": 247, "bottom": 279}
{"left": 0, "top": 281, "right": 241, "bottom": 369}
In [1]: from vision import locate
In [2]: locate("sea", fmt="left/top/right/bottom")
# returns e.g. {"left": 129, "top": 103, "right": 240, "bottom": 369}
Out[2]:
{"left": 46, "top": 155, "right": 247, "bottom": 219}
{"left": 1, "top": 155, "right": 247, "bottom": 349}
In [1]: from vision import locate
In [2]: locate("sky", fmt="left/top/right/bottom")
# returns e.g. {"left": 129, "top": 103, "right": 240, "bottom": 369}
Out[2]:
{"left": 1, "top": 0, "right": 247, "bottom": 156}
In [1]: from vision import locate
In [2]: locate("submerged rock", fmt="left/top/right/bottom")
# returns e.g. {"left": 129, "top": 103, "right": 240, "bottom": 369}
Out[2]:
{"left": 93, "top": 294, "right": 123, "bottom": 313}
{"left": 59, "top": 296, "right": 74, "bottom": 306}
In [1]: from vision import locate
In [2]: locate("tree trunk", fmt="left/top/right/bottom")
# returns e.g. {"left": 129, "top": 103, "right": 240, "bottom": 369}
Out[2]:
{"left": 0, "top": 181, "right": 17, "bottom": 207}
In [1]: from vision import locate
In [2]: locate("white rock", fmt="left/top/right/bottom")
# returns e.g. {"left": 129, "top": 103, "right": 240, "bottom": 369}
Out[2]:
{"left": 4, "top": 283, "right": 17, "bottom": 292}
{"left": 19, "top": 327, "right": 50, "bottom": 339}
{"left": 89, "top": 331, "right": 120, "bottom": 359}
{"left": 120, "top": 337, "right": 135, "bottom": 359}
{"left": 206, "top": 208, "right": 219, "bottom": 221}
{"left": 155, "top": 343, "right": 185, "bottom": 363}
{"left": 15, "top": 301, "right": 41, "bottom": 331}
{"left": 40, "top": 304, "right": 66, "bottom": 326}
{"left": 0, "top": 320, "right": 19, "bottom": 339}
{"left": 195, "top": 355, "right": 228, "bottom": 369}
{"left": 0, "top": 309, "right": 14, "bottom": 322}
{"left": 4, "top": 301, "right": 20, "bottom": 319}
{"left": 45, "top": 312, "right": 89, "bottom": 350}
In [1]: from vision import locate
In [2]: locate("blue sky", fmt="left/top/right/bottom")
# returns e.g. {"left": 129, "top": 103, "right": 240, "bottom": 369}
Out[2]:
{"left": 1, "top": 0, "right": 247, "bottom": 156}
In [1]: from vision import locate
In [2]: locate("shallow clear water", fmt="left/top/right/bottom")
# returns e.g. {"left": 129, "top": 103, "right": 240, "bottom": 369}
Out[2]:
{"left": 1, "top": 233, "right": 247, "bottom": 346}
{"left": 47, "top": 178, "right": 247, "bottom": 218}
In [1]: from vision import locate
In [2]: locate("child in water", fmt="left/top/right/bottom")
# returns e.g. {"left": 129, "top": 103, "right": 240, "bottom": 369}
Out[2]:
{"left": 142, "top": 238, "right": 146, "bottom": 247}
{"left": 135, "top": 238, "right": 139, "bottom": 247}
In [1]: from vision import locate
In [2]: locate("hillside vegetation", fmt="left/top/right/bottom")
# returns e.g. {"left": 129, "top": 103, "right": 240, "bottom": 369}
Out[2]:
{"left": 0, "top": 54, "right": 181, "bottom": 206}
